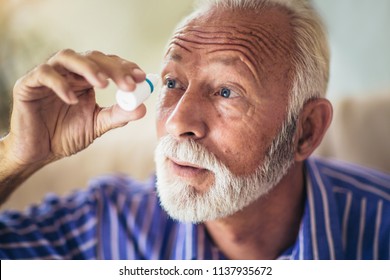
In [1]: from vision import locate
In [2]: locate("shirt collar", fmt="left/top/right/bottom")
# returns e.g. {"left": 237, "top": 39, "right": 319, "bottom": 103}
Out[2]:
{"left": 281, "top": 158, "right": 344, "bottom": 259}
{"left": 175, "top": 157, "right": 345, "bottom": 260}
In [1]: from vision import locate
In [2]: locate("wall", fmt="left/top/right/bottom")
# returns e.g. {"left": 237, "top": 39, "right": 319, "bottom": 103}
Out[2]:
{"left": 313, "top": 0, "right": 390, "bottom": 100}
{"left": 1, "top": 0, "right": 389, "bottom": 210}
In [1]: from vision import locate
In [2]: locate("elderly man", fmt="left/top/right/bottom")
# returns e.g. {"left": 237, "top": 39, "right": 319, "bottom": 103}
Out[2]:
{"left": 0, "top": 0, "right": 389, "bottom": 260}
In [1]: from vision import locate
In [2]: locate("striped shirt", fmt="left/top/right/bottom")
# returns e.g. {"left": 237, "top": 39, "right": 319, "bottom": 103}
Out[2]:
{"left": 0, "top": 156, "right": 389, "bottom": 259}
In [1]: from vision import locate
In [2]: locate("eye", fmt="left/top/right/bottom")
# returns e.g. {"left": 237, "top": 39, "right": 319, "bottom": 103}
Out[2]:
{"left": 166, "top": 78, "right": 177, "bottom": 89}
{"left": 220, "top": 88, "right": 231, "bottom": 98}
{"left": 218, "top": 87, "right": 241, "bottom": 99}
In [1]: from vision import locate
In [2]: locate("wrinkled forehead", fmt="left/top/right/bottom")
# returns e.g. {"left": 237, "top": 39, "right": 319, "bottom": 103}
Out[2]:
{"left": 166, "top": 6, "right": 295, "bottom": 78}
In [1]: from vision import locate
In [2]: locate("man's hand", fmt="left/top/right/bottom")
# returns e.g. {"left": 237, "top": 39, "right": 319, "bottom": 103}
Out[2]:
{"left": 2, "top": 49, "right": 147, "bottom": 172}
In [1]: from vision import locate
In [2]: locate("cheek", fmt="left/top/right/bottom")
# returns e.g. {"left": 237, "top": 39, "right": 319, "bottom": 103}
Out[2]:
{"left": 208, "top": 115, "right": 270, "bottom": 176}
{"left": 155, "top": 112, "right": 166, "bottom": 139}
{"left": 213, "top": 98, "right": 252, "bottom": 120}
{"left": 156, "top": 98, "right": 171, "bottom": 138}
{"left": 155, "top": 89, "right": 180, "bottom": 137}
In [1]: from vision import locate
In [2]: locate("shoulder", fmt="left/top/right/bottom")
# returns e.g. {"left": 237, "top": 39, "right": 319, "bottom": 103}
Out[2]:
{"left": 305, "top": 157, "right": 390, "bottom": 259}
{"left": 306, "top": 156, "right": 390, "bottom": 202}
{"left": 11, "top": 174, "right": 158, "bottom": 217}
{"left": 86, "top": 174, "right": 157, "bottom": 202}
{"left": 0, "top": 173, "right": 158, "bottom": 225}
{"left": 0, "top": 174, "right": 159, "bottom": 259}
{"left": 84, "top": 174, "right": 160, "bottom": 218}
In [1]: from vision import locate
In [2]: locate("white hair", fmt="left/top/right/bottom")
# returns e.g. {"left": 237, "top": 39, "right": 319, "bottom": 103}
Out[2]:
{"left": 154, "top": 115, "right": 296, "bottom": 222}
{"left": 181, "top": 0, "right": 330, "bottom": 122}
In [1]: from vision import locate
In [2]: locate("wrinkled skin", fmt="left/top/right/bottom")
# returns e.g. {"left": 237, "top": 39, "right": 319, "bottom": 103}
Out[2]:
{"left": 1, "top": 5, "right": 332, "bottom": 260}
{"left": 156, "top": 7, "right": 294, "bottom": 192}
{"left": 155, "top": 7, "right": 332, "bottom": 259}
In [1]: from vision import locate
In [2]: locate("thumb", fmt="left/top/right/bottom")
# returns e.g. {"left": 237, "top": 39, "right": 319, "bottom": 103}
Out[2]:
{"left": 95, "top": 104, "right": 147, "bottom": 137}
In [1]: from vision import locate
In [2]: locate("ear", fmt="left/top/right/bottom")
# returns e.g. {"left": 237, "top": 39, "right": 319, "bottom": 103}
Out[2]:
{"left": 294, "top": 98, "right": 333, "bottom": 162}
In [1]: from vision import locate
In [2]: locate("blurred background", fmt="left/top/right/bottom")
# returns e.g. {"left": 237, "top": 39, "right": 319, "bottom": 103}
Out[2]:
{"left": 0, "top": 0, "right": 389, "bottom": 210}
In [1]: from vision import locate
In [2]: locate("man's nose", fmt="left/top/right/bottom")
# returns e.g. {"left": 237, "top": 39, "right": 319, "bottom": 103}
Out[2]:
{"left": 165, "top": 91, "right": 208, "bottom": 140}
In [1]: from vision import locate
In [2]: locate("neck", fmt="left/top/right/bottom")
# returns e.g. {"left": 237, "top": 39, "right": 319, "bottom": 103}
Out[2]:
{"left": 204, "top": 161, "right": 305, "bottom": 259}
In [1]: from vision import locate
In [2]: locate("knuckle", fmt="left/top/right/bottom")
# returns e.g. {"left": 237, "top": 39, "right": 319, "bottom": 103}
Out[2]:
{"left": 85, "top": 50, "right": 104, "bottom": 58}
{"left": 107, "top": 54, "right": 120, "bottom": 60}
{"left": 35, "top": 63, "right": 52, "bottom": 74}
{"left": 58, "top": 48, "right": 76, "bottom": 57}
{"left": 120, "top": 60, "right": 138, "bottom": 71}
{"left": 53, "top": 48, "right": 76, "bottom": 59}
{"left": 120, "top": 60, "right": 133, "bottom": 67}
{"left": 108, "top": 54, "right": 135, "bottom": 68}
{"left": 48, "top": 49, "right": 75, "bottom": 63}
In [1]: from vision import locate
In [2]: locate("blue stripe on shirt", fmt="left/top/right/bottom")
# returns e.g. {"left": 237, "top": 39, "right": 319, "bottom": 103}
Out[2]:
{"left": 0, "top": 156, "right": 389, "bottom": 259}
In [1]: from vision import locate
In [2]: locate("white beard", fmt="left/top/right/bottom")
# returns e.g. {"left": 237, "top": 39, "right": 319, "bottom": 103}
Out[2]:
{"left": 154, "top": 118, "right": 296, "bottom": 223}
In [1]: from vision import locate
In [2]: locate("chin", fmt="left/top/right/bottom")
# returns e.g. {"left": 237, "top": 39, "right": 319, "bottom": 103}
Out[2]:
{"left": 153, "top": 126, "right": 296, "bottom": 222}
{"left": 155, "top": 159, "right": 277, "bottom": 223}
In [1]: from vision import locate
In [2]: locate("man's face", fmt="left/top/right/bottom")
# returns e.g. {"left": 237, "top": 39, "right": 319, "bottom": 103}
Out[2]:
{"left": 154, "top": 7, "right": 296, "bottom": 222}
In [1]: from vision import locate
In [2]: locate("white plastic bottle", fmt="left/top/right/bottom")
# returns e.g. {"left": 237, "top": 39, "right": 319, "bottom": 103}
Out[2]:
{"left": 116, "top": 73, "right": 159, "bottom": 111}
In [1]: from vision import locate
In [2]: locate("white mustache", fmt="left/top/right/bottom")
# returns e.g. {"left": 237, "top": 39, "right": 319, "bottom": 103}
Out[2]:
{"left": 155, "top": 135, "right": 230, "bottom": 174}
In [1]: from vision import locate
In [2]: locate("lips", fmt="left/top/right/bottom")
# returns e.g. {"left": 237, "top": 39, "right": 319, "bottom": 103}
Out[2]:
{"left": 170, "top": 158, "right": 204, "bottom": 169}
{"left": 168, "top": 157, "right": 208, "bottom": 178}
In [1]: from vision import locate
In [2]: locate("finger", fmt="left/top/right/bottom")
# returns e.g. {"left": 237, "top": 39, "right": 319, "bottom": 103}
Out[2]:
{"left": 95, "top": 104, "right": 147, "bottom": 137}
{"left": 15, "top": 64, "right": 78, "bottom": 104}
{"left": 48, "top": 49, "right": 109, "bottom": 89}
{"left": 131, "top": 68, "right": 147, "bottom": 83}
{"left": 86, "top": 52, "right": 146, "bottom": 92}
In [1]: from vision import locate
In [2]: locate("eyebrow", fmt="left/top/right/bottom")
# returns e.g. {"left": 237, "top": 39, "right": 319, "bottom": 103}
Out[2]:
{"left": 167, "top": 52, "right": 239, "bottom": 66}
{"left": 165, "top": 53, "right": 183, "bottom": 62}
{"left": 209, "top": 56, "right": 241, "bottom": 66}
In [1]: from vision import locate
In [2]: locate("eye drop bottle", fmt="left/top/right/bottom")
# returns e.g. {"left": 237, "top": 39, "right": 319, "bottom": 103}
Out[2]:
{"left": 116, "top": 73, "right": 159, "bottom": 111}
